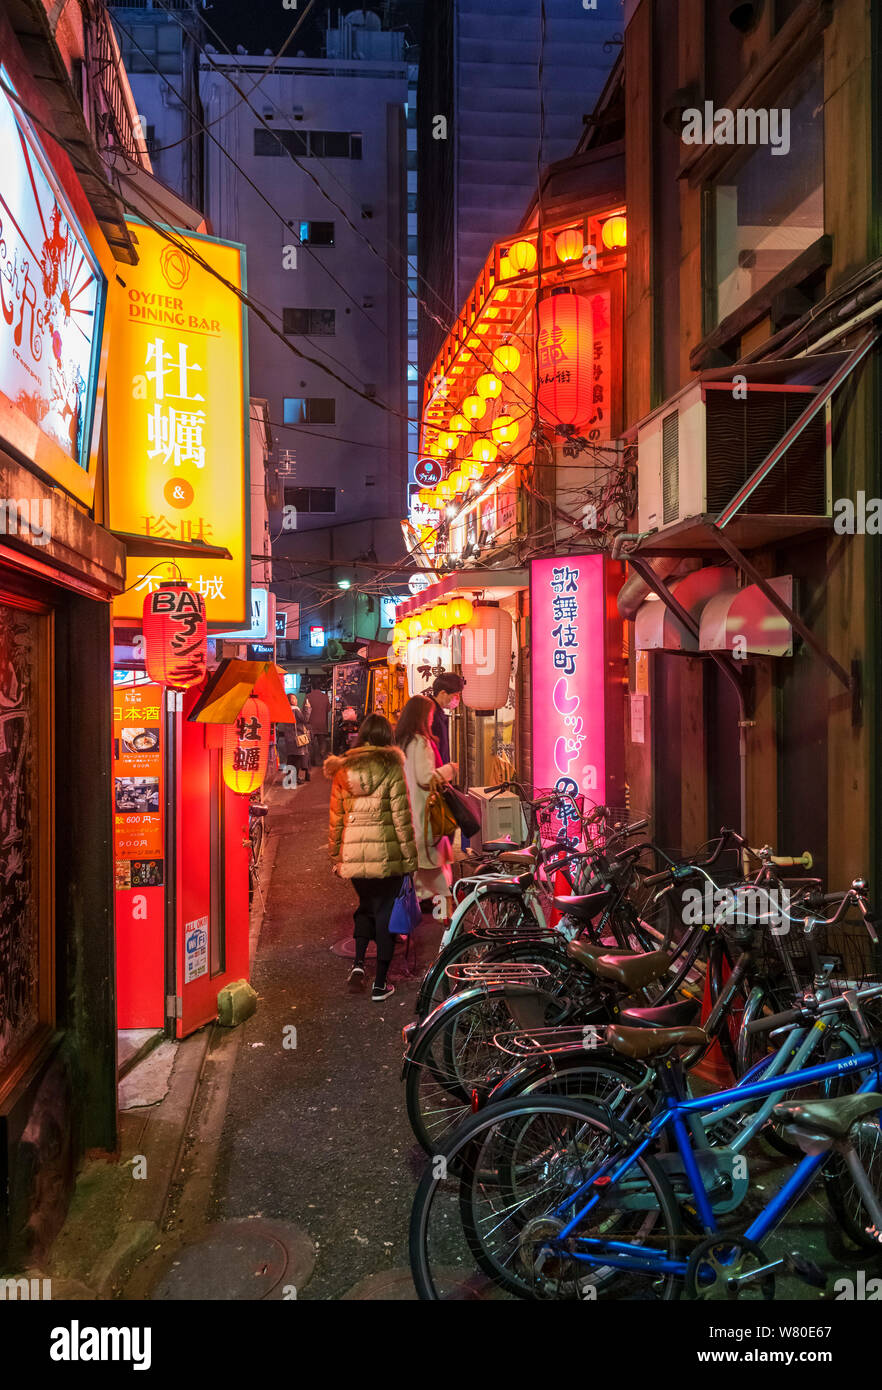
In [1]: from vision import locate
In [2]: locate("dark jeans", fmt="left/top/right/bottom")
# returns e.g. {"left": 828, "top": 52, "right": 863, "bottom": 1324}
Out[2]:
{"left": 351, "top": 875, "right": 402, "bottom": 964}
{"left": 310, "top": 731, "right": 330, "bottom": 766}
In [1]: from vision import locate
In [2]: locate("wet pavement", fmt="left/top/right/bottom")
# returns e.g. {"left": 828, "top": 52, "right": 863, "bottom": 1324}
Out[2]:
{"left": 207, "top": 772, "right": 441, "bottom": 1300}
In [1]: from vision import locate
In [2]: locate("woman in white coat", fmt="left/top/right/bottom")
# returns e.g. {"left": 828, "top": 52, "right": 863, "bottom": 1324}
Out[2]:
{"left": 395, "top": 694, "right": 456, "bottom": 917}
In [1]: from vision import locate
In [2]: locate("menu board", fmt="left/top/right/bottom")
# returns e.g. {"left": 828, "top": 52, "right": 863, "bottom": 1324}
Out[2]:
{"left": 112, "top": 678, "right": 164, "bottom": 887}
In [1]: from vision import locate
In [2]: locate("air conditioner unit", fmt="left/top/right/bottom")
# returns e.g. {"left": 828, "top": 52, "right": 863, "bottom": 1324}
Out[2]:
{"left": 467, "top": 787, "right": 528, "bottom": 846}
{"left": 637, "top": 378, "right": 831, "bottom": 534}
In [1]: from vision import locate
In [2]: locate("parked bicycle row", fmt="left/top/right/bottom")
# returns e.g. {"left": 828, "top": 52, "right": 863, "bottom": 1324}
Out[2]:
{"left": 399, "top": 784, "right": 882, "bottom": 1300}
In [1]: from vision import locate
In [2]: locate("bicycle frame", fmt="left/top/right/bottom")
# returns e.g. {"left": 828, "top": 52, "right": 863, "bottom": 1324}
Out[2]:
{"left": 548, "top": 1045, "right": 882, "bottom": 1278}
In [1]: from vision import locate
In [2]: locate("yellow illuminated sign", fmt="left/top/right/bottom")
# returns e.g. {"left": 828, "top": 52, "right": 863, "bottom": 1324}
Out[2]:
{"left": 107, "top": 221, "right": 248, "bottom": 625}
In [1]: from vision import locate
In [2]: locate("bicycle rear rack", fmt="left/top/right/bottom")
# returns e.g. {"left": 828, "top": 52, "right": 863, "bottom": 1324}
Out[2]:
{"left": 491, "top": 1024, "right": 607, "bottom": 1057}
{"left": 444, "top": 962, "right": 552, "bottom": 986}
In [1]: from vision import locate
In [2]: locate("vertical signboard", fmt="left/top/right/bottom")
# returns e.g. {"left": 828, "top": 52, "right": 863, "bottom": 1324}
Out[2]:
{"left": 113, "top": 674, "right": 165, "bottom": 1026}
{"left": 530, "top": 555, "right": 607, "bottom": 843}
{"left": 106, "top": 220, "right": 249, "bottom": 626}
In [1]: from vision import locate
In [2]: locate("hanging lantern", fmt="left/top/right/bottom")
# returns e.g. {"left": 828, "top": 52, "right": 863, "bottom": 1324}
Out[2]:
{"left": 437, "top": 478, "right": 454, "bottom": 501}
{"left": 419, "top": 525, "right": 436, "bottom": 546}
{"left": 406, "top": 615, "right": 424, "bottom": 638}
{"left": 475, "top": 372, "right": 502, "bottom": 400}
{"left": 461, "top": 605, "right": 514, "bottom": 713}
{"left": 492, "top": 344, "right": 521, "bottom": 375}
{"left": 536, "top": 293, "right": 594, "bottom": 428}
{"left": 555, "top": 227, "right": 584, "bottom": 264}
{"left": 418, "top": 486, "right": 436, "bottom": 506}
{"left": 142, "top": 582, "right": 207, "bottom": 690}
{"left": 222, "top": 696, "right": 270, "bottom": 795}
{"left": 448, "top": 414, "right": 469, "bottom": 434}
{"left": 601, "top": 214, "right": 627, "bottom": 249}
{"left": 448, "top": 597, "right": 474, "bottom": 626}
{"left": 471, "top": 438, "right": 498, "bottom": 465}
{"left": 504, "top": 240, "right": 537, "bottom": 277}
{"left": 492, "top": 415, "right": 519, "bottom": 445}
{"left": 462, "top": 460, "right": 484, "bottom": 481}
{"left": 462, "top": 394, "right": 487, "bottom": 421}
{"left": 448, "top": 469, "right": 465, "bottom": 494}
{"left": 434, "top": 603, "right": 452, "bottom": 629}
{"left": 393, "top": 622, "right": 408, "bottom": 648}
{"left": 442, "top": 432, "right": 459, "bottom": 452}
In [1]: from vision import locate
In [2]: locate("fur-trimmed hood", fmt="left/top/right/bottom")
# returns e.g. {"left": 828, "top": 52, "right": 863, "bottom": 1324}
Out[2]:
{"left": 323, "top": 743, "right": 406, "bottom": 797}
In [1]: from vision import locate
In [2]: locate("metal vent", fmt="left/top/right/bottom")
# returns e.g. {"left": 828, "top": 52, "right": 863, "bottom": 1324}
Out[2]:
{"left": 704, "top": 392, "right": 826, "bottom": 516}
{"left": 662, "top": 410, "right": 679, "bottom": 525}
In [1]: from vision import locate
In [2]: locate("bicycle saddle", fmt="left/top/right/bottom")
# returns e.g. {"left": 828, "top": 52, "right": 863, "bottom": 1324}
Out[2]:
{"left": 498, "top": 848, "right": 539, "bottom": 867}
{"left": 552, "top": 887, "right": 613, "bottom": 919}
{"left": 772, "top": 1093, "right": 882, "bottom": 1141}
{"left": 607, "top": 1023, "right": 707, "bottom": 1059}
{"left": 484, "top": 838, "right": 524, "bottom": 853}
{"left": 249, "top": 803, "right": 269, "bottom": 818}
{"left": 619, "top": 998, "right": 701, "bottom": 1029}
{"left": 566, "top": 937, "right": 638, "bottom": 968}
{"left": 587, "top": 950, "right": 672, "bottom": 992}
{"left": 480, "top": 873, "right": 534, "bottom": 894}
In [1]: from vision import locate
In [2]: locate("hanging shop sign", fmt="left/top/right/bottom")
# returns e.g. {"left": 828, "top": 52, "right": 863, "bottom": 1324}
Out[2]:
{"left": 106, "top": 220, "right": 249, "bottom": 626}
{"left": 112, "top": 677, "right": 164, "bottom": 879}
{"left": 142, "top": 582, "right": 207, "bottom": 689}
{"left": 414, "top": 457, "right": 443, "bottom": 487}
{"left": 0, "top": 67, "right": 106, "bottom": 505}
{"left": 530, "top": 555, "right": 607, "bottom": 842}
{"left": 216, "top": 587, "right": 270, "bottom": 641}
{"left": 536, "top": 293, "right": 594, "bottom": 429}
{"left": 309, "top": 625, "right": 325, "bottom": 648}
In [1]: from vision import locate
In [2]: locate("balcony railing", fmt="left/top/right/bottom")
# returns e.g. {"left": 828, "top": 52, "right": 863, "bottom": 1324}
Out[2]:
{"left": 88, "top": 5, "right": 152, "bottom": 166}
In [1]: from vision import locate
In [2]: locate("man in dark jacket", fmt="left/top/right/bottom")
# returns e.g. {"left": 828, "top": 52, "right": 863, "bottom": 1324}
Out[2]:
{"left": 428, "top": 672, "right": 465, "bottom": 769}
{"left": 304, "top": 684, "right": 331, "bottom": 766}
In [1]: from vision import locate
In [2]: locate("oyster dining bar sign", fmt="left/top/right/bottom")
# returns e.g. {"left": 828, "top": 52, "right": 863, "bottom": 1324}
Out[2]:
{"left": 106, "top": 220, "right": 249, "bottom": 627}
{"left": 0, "top": 67, "right": 106, "bottom": 505}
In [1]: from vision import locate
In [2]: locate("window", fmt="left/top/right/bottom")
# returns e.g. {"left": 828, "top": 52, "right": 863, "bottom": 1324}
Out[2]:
{"left": 116, "top": 21, "right": 182, "bottom": 74}
{"left": 407, "top": 235, "right": 418, "bottom": 256}
{"left": 707, "top": 59, "right": 824, "bottom": 326}
{"left": 283, "top": 308, "right": 336, "bottom": 336}
{"left": 284, "top": 486, "right": 336, "bottom": 513}
{"left": 298, "top": 221, "right": 335, "bottom": 247}
{"left": 254, "top": 129, "right": 362, "bottom": 158}
{"left": 283, "top": 398, "right": 336, "bottom": 425}
{"left": 407, "top": 192, "right": 418, "bottom": 213}
{"left": 407, "top": 149, "right": 418, "bottom": 170}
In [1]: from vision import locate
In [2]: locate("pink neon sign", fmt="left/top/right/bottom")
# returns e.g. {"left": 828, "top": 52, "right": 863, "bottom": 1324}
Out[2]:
{"left": 530, "top": 555, "right": 606, "bottom": 842}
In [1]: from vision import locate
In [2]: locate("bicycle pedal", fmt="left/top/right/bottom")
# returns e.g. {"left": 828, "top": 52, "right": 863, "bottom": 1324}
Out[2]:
{"left": 783, "top": 1252, "right": 827, "bottom": 1290}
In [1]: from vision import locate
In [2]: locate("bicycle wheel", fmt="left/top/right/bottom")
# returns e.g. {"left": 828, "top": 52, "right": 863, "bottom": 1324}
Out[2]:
{"left": 823, "top": 1115, "right": 882, "bottom": 1250}
{"left": 453, "top": 890, "right": 540, "bottom": 940}
{"left": 628, "top": 865, "right": 680, "bottom": 951}
{"left": 410, "top": 1096, "right": 681, "bottom": 1300}
{"left": 405, "top": 981, "right": 574, "bottom": 1155}
{"left": 249, "top": 813, "right": 265, "bottom": 867}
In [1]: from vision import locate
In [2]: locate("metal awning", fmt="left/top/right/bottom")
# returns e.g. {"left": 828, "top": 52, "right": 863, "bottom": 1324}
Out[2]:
{"left": 111, "top": 532, "right": 233, "bottom": 562}
{"left": 635, "top": 565, "right": 737, "bottom": 653}
{"left": 395, "top": 568, "right": 528, "bottom": 620}
{"left": 700, "top": 577, "right": 794, "bottom": 657}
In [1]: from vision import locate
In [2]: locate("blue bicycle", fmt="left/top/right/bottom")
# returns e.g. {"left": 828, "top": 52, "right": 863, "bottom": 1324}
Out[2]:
{"left": 409, "top": 983, "right": 882, "bottom": 1300}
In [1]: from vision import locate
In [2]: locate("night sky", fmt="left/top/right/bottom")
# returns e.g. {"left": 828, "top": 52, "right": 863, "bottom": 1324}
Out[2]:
{"left": 202, "top": 1, "right": 424, "bottom": 57}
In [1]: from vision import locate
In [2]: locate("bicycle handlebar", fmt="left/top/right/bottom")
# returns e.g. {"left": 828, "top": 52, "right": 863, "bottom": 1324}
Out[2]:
{"left": 745, "top": 981, "right": 882, "bottom": 1035}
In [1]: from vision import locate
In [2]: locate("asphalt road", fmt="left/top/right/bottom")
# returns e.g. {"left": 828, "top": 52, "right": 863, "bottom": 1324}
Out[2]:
{"left": 209, "top": 772, "right": 440, "bottom": 1300}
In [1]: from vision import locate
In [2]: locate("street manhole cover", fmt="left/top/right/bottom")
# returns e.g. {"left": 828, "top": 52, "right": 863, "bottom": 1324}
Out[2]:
{"left": 152, "top": 1220, "right": 315, "bottom": 1300}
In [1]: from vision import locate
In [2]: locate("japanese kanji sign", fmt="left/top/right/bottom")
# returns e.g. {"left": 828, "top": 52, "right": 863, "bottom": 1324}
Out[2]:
{"left": 106, "top": 221, "right": 248, "bottom": 625}
{"left": 530, "top": 556, "right": 607, "bottom": 843}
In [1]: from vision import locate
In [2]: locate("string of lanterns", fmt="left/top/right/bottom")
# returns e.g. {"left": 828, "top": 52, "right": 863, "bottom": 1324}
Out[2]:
{"left": 392, "top": 596, "right": 474, "bottom": 649}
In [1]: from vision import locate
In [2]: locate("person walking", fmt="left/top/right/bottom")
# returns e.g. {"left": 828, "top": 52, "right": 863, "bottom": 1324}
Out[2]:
{"left": 395, "top": 694, "right": 456, "bottom": 921}
{"left": 304, "top": 683, "right": 331, "bottom": 766}
{"left": 427, "top": 672, "right": 465, "bottom": 769}
{"left": 325, "top": 713, "right": 418, "bottom": 1000}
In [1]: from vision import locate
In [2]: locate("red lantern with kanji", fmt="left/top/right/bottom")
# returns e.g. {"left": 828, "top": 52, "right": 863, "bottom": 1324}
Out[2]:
{"left": 142, "top": 582, "right": 208, "bottom": 689}
{"left": 222, "top": 696, "right": 270, "bottom": 794}
{"left": 536, "top": 293, "right": 594, "bottom": 428}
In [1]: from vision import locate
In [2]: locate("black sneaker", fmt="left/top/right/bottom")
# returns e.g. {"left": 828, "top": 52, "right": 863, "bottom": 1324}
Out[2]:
{"left": 372, "top": 981, "right": 395, "bottom": 1002}
{"left": 347, "top": 966, "right": 366, "bottom": 993}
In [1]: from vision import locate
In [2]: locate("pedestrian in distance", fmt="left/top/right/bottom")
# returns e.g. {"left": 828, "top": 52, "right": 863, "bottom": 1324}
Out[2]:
{"left": 427, "top": 672, "right": 464, "bottom": 767}
{"left": 325, "top": 713, "right": 418, "bottom": 1001}
{"left": 395, "top": 694, "right": 456, "bottom": 923}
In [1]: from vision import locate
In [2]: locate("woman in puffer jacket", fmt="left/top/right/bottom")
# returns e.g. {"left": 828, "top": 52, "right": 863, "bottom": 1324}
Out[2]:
{"left": 325, "top": 713, "right": 418, "bottom": 1001}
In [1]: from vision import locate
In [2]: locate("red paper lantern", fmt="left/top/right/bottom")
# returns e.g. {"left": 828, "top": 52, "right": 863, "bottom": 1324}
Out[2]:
{"left": 536, "top": 293, "right": 594, "bottom": 428}
{"left": 142, "top": 582, "right": 207, "bottom": 689}
{"left": 461, "top": 605, "right": 514, "bottom": 713}
{"left": 222, "top": 696, "right": 270, "bottom": 794}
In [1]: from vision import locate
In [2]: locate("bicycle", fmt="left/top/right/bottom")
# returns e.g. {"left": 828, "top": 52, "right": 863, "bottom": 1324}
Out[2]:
{"left": 409, "top": 981, "right": 882, "bottom": 1300}
{"left": 247, "top": 795, "right": 268, "bottom": 908}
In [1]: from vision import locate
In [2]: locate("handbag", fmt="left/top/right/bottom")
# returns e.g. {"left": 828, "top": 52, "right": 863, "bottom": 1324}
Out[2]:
{"left": 389, "top": 873, "right": 421, "bottom": 936}
{"left": 295, "top": 731, "right": 311, "bottom": 747}
{"left": 441, "top": 784, "right": 481, "bottom": 839}
{"left": 424, "top": 787, "right": 458, "bottom": 846}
